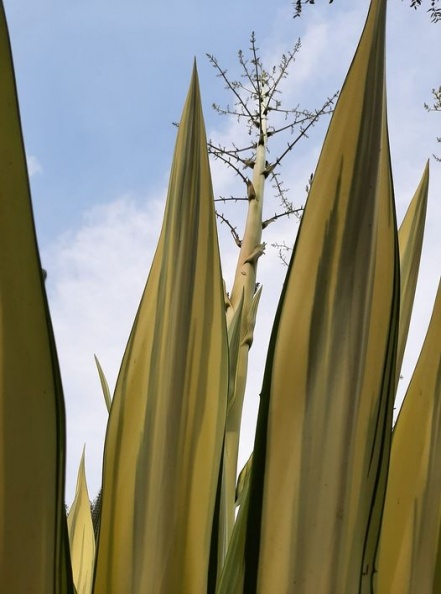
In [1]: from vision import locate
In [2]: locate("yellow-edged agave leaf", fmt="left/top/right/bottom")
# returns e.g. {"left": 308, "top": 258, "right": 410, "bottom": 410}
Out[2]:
{"left": 218, "top": 287, "right": 262, "bottom": 578}
{"left": 93, "top": 64, "right": 228, "bottom": 594}
{"left": 217, "top": 285, "right": 263, "bottom": 576}
{"left": 217, "top": 291, "right": 244, "bottom": 569}
{"left": 227, "top": 291, "right": 245, "bottom": 415}
{"left": 89, "top": 357, "right": 110, "bottom": 540}
{"left": 375, "top": 281, "right": 441, "bottom": 594}
{"left": 0, "top": 5, "right": 73, "bottom": 593}
{"left": 242, "top": 0, "right": 399, "bottom": 592}
{"left": 94, "top": 354, "right": 112, "bottom": 413}
{"left": 217, "top": 462, "right": 251, "bottom": 594}
{"left": 433, "top": 524, "right": 441, "bottom": 593}
{"left": 396, "top": 162, "right": 429, "bottom": 385}
{"left": 235, "top": 452, "right": 253, "bottom": 509}
{"left": 68, "top": 449, "right": 95, "bottom": 594}
{"left": 217, "top": 451, "right": 254, "bottom": 593}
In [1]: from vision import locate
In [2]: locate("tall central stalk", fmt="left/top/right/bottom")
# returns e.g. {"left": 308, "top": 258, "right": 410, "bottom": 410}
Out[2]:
{"left": 219, "top": 92, "right": 269, "bottom": 565}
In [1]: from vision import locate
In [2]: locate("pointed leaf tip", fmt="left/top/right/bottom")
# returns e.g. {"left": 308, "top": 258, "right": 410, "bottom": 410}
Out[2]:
{"left": 241, "top": 0, "right": 396, "bottom": 590}
{"left": 93, "top": 42, "right": 227, "bottom": 594}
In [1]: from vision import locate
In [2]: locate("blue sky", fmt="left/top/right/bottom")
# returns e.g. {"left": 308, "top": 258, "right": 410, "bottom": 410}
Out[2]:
{"left": 3, "top": 0, "right": 440, "bottom": 502}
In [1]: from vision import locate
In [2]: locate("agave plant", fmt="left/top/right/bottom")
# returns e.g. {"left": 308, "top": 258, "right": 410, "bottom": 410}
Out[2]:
{"left": 0, "top": 0, "right": 439, "bottom": 593}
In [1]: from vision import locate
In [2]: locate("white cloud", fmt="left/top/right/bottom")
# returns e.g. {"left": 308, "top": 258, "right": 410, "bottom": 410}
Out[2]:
{"left": 43, "top": 167, "right": 295, "bottom": 503}
{"left": 26, "top": 155, "right": 42, "bottom": 176}
{"left": 208, "top": 0, "right": 441, "bottom": 462}
{"left": 41, "top": 0, "right": 441, "bottom": 504}
{"left": 43, "top": 193, "right": 165, "bottom": 501}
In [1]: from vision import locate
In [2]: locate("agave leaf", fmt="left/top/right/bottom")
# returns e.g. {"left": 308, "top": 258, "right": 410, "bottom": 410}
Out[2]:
{"left": 396, "top": 162, "right": 429, "bottom": 387}
{"left": 433, "top": 523, "right": 441, "bottom": 593}
{"left": 375, "top": 281, "right": 441, "bottom": 594}
{"left": 221, "top": 285, "right": 264, "bottom": 560}
{"left": 0, "top": 4, "right": 73, "bottom": 593}
{"left": 215, "top": 290, "right": 244, "bottom": 573}
{"left": 242, "top": 0, "right": 399, "bottom": 592}
{"left": 216, "top": 287, "right": 263, "bottom": 579}
{"left": 94, "top": 355, "right": 112, "bottom": 413}
{"left": 242, "top": 283, "right": 263, "bottom": 352}
{"left": 227, "top": 291, "right": 245, "bottom": 414}
{"left": 235, "top": 452, "right": 253, "bottom": 509}
{"left": 88, "top": 356, "right": 111, "bottom": 540}
{"left": 67, "top": 449, "right": 95, "bottom": 594}
{"left": 216, "top": 461, "right": 251, "bottom": 594}
{"left": 93, "top": 64, "right": 228, "bottom": 594}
